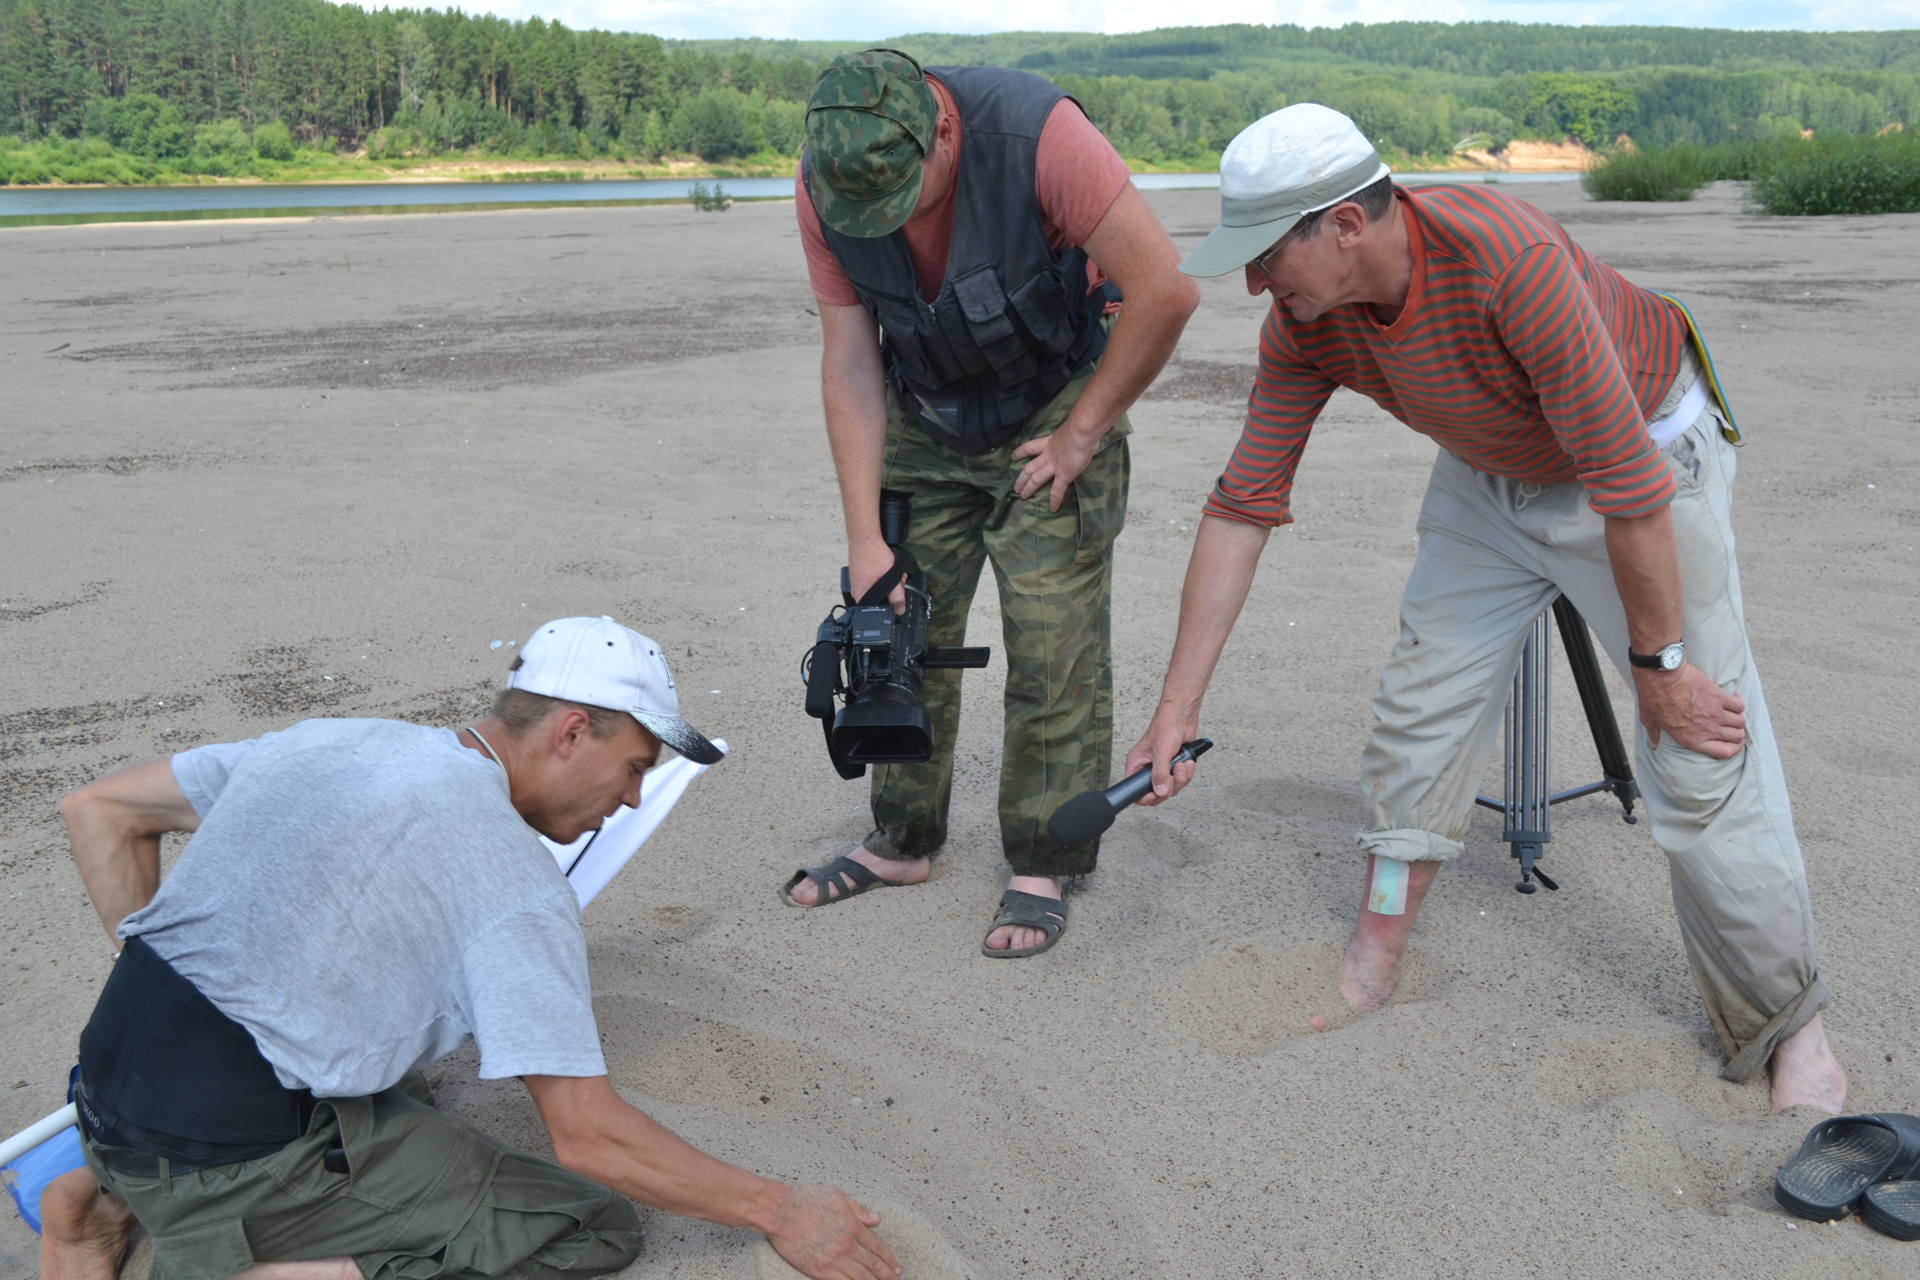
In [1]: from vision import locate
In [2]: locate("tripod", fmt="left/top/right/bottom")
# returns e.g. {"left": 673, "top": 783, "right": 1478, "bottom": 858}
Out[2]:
{"left": 1473, "top": 596, "right": 1641, "bottom": 894}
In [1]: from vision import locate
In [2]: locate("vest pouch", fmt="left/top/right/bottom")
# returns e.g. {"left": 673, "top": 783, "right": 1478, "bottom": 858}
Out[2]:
{"left": 950, "top": 267, "right": 1037, "bottom": 390}
{"left": 871, "top": 296, "right": 943, "bottom": 387}
{"left": 1007, "top": 268, "right": 1074, "bottom": 356}
{"left": 908, "top": 389, "right": 973, "bottom": 449}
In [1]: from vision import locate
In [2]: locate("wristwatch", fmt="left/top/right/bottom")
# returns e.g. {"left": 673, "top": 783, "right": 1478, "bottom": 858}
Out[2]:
{"left": 1629, "top": 640, "right": 1685, "bottom": 672}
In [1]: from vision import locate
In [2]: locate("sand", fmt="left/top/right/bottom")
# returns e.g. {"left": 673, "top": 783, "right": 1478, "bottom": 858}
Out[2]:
{"left": 2, "top": 181, "right": 1917, "bottom": 1278}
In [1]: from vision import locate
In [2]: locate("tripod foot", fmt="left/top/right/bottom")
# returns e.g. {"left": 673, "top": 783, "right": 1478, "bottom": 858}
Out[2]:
{"left": 1515, "top": 880, "right": 1537, "bottom": 894}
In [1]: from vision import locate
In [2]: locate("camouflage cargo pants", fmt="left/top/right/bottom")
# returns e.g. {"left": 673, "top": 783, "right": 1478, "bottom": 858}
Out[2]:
{"left": 864, "top": 361, "right": 1129, "bottom": 878}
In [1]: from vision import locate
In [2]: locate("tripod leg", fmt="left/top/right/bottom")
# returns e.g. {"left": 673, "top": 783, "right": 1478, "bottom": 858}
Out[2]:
{"left": 1551, "top": 596, "right": 1640, "bottom": 823}
{"left": 1505, "top": 610, "right": 1552, "bottom": 892}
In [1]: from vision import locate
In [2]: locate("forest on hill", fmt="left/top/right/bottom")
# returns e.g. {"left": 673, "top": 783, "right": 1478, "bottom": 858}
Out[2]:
{"left": 3, "top": 2, "right": 1917, "bottom": 178}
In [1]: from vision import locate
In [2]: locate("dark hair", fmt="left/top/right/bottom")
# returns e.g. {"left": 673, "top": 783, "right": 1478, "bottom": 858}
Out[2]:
{"left": 489, "top": 687, "right": 629, "bottom": 741}
{"left": 1299, "top": 175, "right": 1396, "bottom": 238}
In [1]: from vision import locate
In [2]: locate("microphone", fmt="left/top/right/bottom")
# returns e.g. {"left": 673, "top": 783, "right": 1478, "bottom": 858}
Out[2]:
{"left": 1045, "top": 739, "right": 1213, "bottom": 849}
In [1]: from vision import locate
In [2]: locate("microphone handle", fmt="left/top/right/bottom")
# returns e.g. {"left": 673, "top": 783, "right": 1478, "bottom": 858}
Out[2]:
{"left": 1100, "top": 738, "right": 1214, "bottom": 810}
{"left": 1102, "top": 768, "right": 1156, "bottom": 810}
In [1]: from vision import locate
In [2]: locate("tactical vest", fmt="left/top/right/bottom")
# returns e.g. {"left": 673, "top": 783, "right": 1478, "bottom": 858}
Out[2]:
{"left": 803, "top": 67, "right": 1114, "bottom": 456}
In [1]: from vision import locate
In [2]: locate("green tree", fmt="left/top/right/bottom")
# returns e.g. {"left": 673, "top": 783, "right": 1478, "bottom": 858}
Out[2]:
{"left": 396, "top": 18, "right": 434, "bottom": 113}
{"left": 1456, "top": 106, "right": 1514, "bottom": 151}
{"left": 82, "top": 91, "right": 189, "bottom": 157}
{"left": 192, "top": 116, "right": 251, "bottom": 155}
{"left": 253, "top": 118, "right": 295, "bottom": 159}
{"left": 1509, "top": 73, "right": 1638, "bottom": 147}
{"left": 761, "top": 96, "right": 804, "bottom": 154}
{"left": 670, "top": 86, "right": 756, "bottom": 159}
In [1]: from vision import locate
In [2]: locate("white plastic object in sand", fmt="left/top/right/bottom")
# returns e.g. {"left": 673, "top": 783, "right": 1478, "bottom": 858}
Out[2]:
{"left": 0, "top": 1103, "right": 78, "bottom": 1168}
{"left": 542, "top": 738, "right": 727, "bottom": 910}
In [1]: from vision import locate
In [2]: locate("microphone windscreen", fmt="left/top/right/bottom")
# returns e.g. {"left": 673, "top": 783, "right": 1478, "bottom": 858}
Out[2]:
{"left": 1046, "top": 789, "right": 1117, "bottom": 849}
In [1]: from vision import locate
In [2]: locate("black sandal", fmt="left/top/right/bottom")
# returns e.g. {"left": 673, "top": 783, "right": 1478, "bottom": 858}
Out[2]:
{"left": 1774, "top": 1113, "right": 1920, "bottom": 1221}
{"left": 781, "top": 855, "right": 898, "bottom": 909}
{"left": 980, "top": 890, "right": 1067, "bottom": 958}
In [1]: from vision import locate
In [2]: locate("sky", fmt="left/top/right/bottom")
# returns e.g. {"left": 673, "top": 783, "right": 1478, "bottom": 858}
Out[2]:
{"left": 454, "top": 0, "right": 1920, "bottom": 41}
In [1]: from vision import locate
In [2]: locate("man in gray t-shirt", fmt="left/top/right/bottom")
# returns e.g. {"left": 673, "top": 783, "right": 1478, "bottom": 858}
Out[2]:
{"left": 43, "top": 616, "right": 900, "bottom": 1280}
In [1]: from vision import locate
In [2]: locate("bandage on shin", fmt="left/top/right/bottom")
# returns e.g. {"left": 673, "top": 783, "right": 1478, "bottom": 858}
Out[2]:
{"left": 1366, "top": 855, "right": 1410, "bottom": 916}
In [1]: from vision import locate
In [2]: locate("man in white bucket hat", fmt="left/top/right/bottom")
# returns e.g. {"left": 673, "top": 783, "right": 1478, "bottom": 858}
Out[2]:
{"left": 1123, "top": 104, "right": 1846, "bottom": 1114}
{"left": 41, "top": 616, "right": 898, "bottom": 1280}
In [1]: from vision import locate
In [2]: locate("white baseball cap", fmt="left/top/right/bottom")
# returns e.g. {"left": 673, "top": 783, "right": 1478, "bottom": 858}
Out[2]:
{"left": 509, "top": 616, "right": 725, "bottom": 764}
{"left": 1179, "top": 103, "right": 1392, "bottom": 278}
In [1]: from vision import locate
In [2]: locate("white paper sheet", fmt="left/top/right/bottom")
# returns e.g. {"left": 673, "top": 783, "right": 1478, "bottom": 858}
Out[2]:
{"left": 541, "top": 738, "right": 726, "bottom": 910}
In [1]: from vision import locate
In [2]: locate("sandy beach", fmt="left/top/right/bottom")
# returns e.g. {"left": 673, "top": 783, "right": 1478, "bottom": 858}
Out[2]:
{"left": 2, "top": 180, "right": 1917, "bottom": 1278}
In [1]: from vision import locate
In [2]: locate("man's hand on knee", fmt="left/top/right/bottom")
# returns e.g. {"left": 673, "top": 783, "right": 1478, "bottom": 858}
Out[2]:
{"left": 765, "top": 1185, "right": 900, "bottom": 1280}
{"left": 1635, "top": 663, "right": 1746, "bottom": 758}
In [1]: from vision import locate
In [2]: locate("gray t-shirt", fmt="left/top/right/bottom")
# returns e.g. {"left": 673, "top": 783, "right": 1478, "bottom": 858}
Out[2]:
{"left": 120, "top": 718, "right": 607, "bottom": 1098}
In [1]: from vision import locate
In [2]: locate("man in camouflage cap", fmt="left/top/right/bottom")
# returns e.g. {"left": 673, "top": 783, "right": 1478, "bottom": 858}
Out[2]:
{"left": 781, "top": 48, "right": 1199, "bottom": 959}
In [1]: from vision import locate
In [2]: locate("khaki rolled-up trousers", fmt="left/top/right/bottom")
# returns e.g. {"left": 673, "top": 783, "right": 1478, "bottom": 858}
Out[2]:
{"left": 1358, "top": 395, "right": 1829, "bottom": 1081}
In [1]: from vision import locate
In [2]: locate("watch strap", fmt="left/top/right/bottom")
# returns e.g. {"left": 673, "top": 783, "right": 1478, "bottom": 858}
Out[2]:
{"left": 1629, "top": 641, "right": 1683, "bottom": 671}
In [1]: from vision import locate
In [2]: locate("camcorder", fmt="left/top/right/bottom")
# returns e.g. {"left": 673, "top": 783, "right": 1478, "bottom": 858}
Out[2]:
{"left": 802, "top": 490, "right": 989, "bottom": 779}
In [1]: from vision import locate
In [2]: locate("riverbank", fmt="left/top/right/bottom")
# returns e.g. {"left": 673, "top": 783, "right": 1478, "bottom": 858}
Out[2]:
{"left": 0, "top": 141, "right": 1592, "bottom": 190}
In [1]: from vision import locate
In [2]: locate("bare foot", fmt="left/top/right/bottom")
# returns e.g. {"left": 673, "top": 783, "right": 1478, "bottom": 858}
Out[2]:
{"left": 40, "top": 1168, "right": 134, "bottom": 1280}
{"left": 785, "top": 846, "right": 929, "bottom": 906}
{"left": 1769, "top": 1013, "right": 1848, "bottom": 1115}
{"left": 1339, "top": 856, "right": 1441, "bottom": 1012}
{"left": 984, "top": 875, "right": 1063, "bottom": 952}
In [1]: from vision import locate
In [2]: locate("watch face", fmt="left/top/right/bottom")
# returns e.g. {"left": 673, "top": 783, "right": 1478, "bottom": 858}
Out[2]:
{"left": 1659, "top": 643, "right": 1685, "bottom": 671}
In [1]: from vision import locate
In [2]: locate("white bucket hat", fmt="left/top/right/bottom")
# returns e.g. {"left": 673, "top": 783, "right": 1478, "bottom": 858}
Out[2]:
{"left": 509, "top": 616, "right": 725, "bottom": 764}
{"left": 1180, "top": 103, "right": 1391, "bottom": 278}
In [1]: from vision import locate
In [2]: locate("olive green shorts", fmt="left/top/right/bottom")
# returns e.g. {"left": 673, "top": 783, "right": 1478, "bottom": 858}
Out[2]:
{"left": 80, "top": 1072, "right": 641, "bottom": 1280}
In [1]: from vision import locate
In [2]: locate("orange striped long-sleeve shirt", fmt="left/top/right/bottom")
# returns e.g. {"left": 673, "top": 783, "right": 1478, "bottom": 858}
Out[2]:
{"left": 1204, "top": 185, "right": 1690, "bottom": 528}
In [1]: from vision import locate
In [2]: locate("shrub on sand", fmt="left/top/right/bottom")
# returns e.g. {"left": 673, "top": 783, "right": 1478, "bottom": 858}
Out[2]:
{"left": 688, "top": 180, "right": 731, "bottom": 212}
{"left": 1749, "top": 131, "right": 1920, "bottom": 215}
{"left": 1582, "top": 144, "right": 1711, "bottom": 201}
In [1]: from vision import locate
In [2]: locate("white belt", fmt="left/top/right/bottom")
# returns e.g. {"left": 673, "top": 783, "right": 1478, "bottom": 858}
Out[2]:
{"left": 1646, "top": 375, "right": 1710, "bottom": 449}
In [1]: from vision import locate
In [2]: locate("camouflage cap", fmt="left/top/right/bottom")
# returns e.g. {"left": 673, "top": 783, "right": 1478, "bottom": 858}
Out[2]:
{"left": 805, "top": 48, "right": 937, "bottom": 238}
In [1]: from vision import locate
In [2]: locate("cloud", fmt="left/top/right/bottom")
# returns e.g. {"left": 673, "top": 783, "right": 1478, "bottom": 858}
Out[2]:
{"left": 399, "top": 0, "right": 1919, "bottom": 38}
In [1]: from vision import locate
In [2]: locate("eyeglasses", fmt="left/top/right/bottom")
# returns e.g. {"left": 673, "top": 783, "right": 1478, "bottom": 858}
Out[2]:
{"left": 1250, "top": 209, "right": 1323, "bottom": 275}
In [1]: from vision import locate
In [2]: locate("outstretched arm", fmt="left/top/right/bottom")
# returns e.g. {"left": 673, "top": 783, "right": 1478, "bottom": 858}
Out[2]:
{"left": 524, "top": 1074, "right": 898, "bottom": 1280}
{"left": 1126, "top": 514, "right": 1273, "bottom": 802}
{"left": 62, "top": 759, "right": 200, "bottom": 947}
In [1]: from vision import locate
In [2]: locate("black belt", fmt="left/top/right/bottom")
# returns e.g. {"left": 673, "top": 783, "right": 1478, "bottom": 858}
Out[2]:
{"left": 76, "top": 935, "right": 332, "bottom": 1177}
{"left": 75, "top": 1080, "right": 318, "bottom": 1176}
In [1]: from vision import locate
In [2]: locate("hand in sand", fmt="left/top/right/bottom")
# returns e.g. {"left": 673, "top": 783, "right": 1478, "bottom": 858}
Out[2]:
{"left": 766, "top": 1184, "right": 900, "bottom": 1280}
{"left": 1634, "top": 663, "right": 1745, "bottom": 757}
{"left": 1123, "top": 705, "right": 1201, "bottom": 808}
